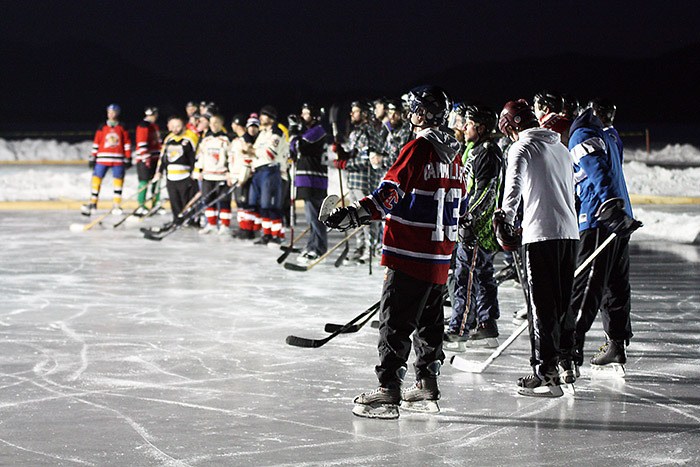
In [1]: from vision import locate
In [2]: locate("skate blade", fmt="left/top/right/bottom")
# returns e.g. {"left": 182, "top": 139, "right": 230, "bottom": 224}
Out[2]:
{"left": 590, "top": 363, "right": 626, "bottom": 378}
{"left": 352, "top": 403, "right": 399, "bottom": 419}
{"left": 443, "top": 341, "right": 467, "bottom": 352}
{"left": 517, "top": 385, "right": 564, "bottom": 398}
{"left": 400, "top": 400, "right": 440, "bottom": 414}
{"left": 562, "top": 383, "right": 576, "bottom": 396}
{"left": 466, "top": 337, "right": 499, "bottom": 348}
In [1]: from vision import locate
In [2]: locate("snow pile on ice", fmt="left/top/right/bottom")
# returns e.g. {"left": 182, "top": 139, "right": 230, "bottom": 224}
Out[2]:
{"left": 633, "top": 207, "right": 700, "bottom": 244}
{"left": 624, "top": 162, "right": 700, "bottom": 197}
{"left": 626, "top": 144, "right": 700, "bottom": 165}
{"left": 0, "top": 139, "right": 91, "bottom": 162}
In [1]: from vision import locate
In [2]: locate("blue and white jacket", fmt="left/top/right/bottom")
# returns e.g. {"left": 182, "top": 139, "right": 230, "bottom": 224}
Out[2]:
{"left": 568, "top": 108, "right": 633, "bottom": 231}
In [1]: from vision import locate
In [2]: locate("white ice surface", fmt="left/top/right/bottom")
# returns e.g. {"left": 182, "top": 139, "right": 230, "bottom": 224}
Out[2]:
{"left": 0, "top": 212, "right": 699, "bottom": 466}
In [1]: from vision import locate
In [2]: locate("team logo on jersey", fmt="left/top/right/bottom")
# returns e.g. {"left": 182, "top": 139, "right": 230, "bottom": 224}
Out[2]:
{"left": 104, "top": 131, "right": 121, "bottom": 148}
{"left": 208, "top": 148, "right": 220, "bottom": 162}
{"left": 167, "top": 145, "right": 184, "bottom": 161}
{"left": 380, "top": 187, "right": 400, "bottom": 211}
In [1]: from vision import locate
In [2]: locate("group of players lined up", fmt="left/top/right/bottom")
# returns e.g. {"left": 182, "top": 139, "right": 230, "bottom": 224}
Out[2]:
{"left": 79, "top": 89, "right": 640, "bottom": 416}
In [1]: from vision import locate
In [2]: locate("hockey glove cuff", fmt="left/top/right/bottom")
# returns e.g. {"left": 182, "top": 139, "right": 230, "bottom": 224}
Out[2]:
{"left": 492, "top": 209, "right": 522, "bottom": 252}
{"left": 596, "top": 198, "right": 643, "bottom": 237}
{"left": 88, "top": 158, "right": 96, "bottom": 169}
{"left": 324, "top": 202, "right": 371, "bottom": 231}
{"left": 333, "top": 158, "right": 348, "bottom": 170}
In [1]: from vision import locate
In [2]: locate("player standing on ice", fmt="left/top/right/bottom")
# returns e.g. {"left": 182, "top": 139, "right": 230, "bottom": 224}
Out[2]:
{"left": 566, "top": 100, "right": 642, "bottom": 376}
{"left": 134, "top": 107, "right": 162, "bottom": 216}
{"left": 81, "top": 104, "right": 132, "bottom": 216}
{"left": 324, "top": 85, "right": 466, "bottom": 418}
{"left": 289, "top": 103, "right": 329, "bottom": 264}
{"left": 494, "top": 99, "right": 579, "bottom": 397}
{"left": 444, "top": 104, "right": 504, "bottom": 349}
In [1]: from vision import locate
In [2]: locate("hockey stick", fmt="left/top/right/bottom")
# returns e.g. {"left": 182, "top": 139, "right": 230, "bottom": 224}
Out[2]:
{"left": 70, "top": 183, "right": 149, "bottom": 232}
{"left": 328, "top": 103, "right": 353, "bottom": 268}
{"left": 451, "top": 233, "right": 618, "bottom": 373}
{"left": 144, "top": 183, "right": 233, "bottom": 241}
{"left": 286, "top": 300, "right": 381, "bottom": 348}
{"left": 284, "top": 226, "right": 363, "bottom": 271}
{"left": 140, "top": 190, "right": 202, "bottom": 235}
{"left": 113, "top": 180, "right": 162, "bottom": 228}
{"left": 276, "top": 226, "right": 310, "bottom": 263}
{"left": 324, "top": 300, "right": 381, "bottom": 333}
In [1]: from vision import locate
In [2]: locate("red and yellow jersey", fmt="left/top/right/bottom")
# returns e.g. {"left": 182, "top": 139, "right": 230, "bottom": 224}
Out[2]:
{"left": 135, "top": 120, "right": 161, "bottom": 163}
{"left": 91, "top": 121, "right": 132, "bottom": 166}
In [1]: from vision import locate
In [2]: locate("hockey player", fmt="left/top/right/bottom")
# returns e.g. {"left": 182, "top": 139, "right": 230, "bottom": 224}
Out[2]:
{"left": 325, "top": 85, "right": 466, "bottom": 419}
{"left": 289, "top": 103, "right": 329, "bottom": 263}
{"left": 250, "top": 106, "right": 289, "bottom": 244}
{"left": 185, "top": 101, "right": 199, "bottom": 133}
{"left": 445, "top": 104, "right": 504, "bottom": 349}
{"left": 331, "top": 101, "right": 376, "bottom": 263}
{"left": 134, "top": 107, "right": 162, "bottom": 216}
{"left": 566, "top": 102, "right": 642, "bottom": 376}
{"left": 230, "top": 115, "right": 260, "bottom": 239}
{"left": 195, "top": 114, "right": 233, "bottom": 234}
{"left": 381, "top": 99, "right": 414, "bottom": 170}
{"left": 534, "top": 91, "right": 572, "bottom": 145}
{"left": 153, "top": 115, "right": 199, "bottom": 222}
{"left": 495, "top": 99, "right": 579, "bottom": 397}
{"left": 82, "top": 104, "right": 132, "bottom": 216}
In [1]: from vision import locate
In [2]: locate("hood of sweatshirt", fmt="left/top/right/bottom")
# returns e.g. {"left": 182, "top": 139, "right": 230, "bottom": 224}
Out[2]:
{"left": 569, "top": 107, "right": 604, "bottom": 135}
{"left": 517, "top": 127, "right": 562, "bottom": 145}
{"left": 417, "top": 127, "right": 461, "bottom": 163}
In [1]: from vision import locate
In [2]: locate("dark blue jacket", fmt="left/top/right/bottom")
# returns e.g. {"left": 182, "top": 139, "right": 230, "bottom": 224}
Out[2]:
{"left": 568, "top": 108, "right": 633, "bottom": 231}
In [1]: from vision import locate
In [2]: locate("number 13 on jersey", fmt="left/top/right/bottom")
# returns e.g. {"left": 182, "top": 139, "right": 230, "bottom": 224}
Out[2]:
{"left": 432, "top": 187, "right": 464, "bottom": 242}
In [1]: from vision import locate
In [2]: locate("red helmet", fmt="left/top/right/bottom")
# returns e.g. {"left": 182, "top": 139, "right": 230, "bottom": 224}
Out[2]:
{"left": 498, "top": 99, "right": 538, "bottom": 135}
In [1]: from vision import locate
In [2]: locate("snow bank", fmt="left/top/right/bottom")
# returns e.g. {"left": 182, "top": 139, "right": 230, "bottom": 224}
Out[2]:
{"left": 624, "top": 162, "right": 700, "bottom": 197}
{"left": 626, "top": 144, "right": 700, "bottom": 165}
{"left": 633, "top": 207, "right": 700, "bottom": 244}
{"left": 0, "top": 138, "right": 91, "bottom": 162}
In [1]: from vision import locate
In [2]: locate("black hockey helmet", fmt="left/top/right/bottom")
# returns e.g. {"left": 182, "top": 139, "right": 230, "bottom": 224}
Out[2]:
{"left": 587, "top": 98, "right": 617, "bottom": 126}
{"left": 405, "top": 85, "right": 452, "bottom": 126}
{"left": 231, "top": 113, "right": 247, "bottom": 127}
{"left": 144, "top": 106, "right": 158, "bottom": 116}
{"left": 260, "top": 105, "right": 278, "bottom": 120}
{"left": 464, "top": 104, "right": 498, "bottom": 134}
{"left": 561, "top": 94, "right": 581, "bottom": 119}
{"left": 533, "top": 91, "right": 564, "bottom": 114}
{"left": 301, "top": 102, "right": 323, "bottom": 120}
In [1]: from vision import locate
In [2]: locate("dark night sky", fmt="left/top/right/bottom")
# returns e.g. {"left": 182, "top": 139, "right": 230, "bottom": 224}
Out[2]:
{"left": 1, "top": 0, "right": 700, "bottom": 139}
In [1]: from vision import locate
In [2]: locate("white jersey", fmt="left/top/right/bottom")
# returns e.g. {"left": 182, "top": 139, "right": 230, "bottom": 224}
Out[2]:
{"left": 195, "top": 131, "right": 231, "bottom": 181}
{"left": 227, "top": 135, "right": 253, "bottom": 184}
{"left": 501, "top": 127, "right": 579, "bottom": 245}
{"left": 253, "top": 125, "right": 289, "bottom": 170}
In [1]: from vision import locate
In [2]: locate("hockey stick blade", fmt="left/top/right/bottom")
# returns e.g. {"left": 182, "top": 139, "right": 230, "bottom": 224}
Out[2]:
{"left": 286, "top": 301, "right": 380, "bottom": 348}
{"left": 143, "top": 230, "right": 165, "bottom": 241}
{"left": 370, "top": 320, "right": 380, "bottom": 329}
{"left": 334, "top": 242, "right": 350, "bottom": 267}
{"left": 283, "top": 262, "right": 309, "bottom": 272}
{"left": 324, "top": 302, "right": 381, "bottom": 333}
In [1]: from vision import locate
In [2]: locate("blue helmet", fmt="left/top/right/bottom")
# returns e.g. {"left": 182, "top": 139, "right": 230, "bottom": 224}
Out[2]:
{"left": 106, "top": 103, "right": 121, "bottom": 114}
{"left": 405, "top": 85, "right": 451, "bottom": 126}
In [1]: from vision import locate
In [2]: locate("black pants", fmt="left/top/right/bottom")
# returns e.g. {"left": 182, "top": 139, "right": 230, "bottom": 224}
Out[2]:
{"left": 569, "top": 228, "right": 633, "bottom": 346}
{"left": 166, "top": 178, "right": 198, "bottom": 220}
{"left": 376, "top": 268, "right": 446, "bottom": 386}
{"left": 523, "top": 239, "right": 577, "bottom": 375}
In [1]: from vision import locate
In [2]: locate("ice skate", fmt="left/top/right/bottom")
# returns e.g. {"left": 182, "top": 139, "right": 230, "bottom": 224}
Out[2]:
{"left": 495, "top": 263, "right": 518, "bottom": 285}
{"left": 443, "top": 331, "right": 469, "bottom": 352}
{"left": 267, "top": 236, "right": 283, "bottom": 247}
{"left": 296, "top": 251, "right": 319, "bottom": 265}
{"left": 558, "top": 359, "right": 579, "bottom": 395}
{"left": 199, "top": 223, "right": 216, "bottom": 235}
{"left": 590, "top": 339, "right": 627, "bottom": 378}
{"left": 111, "top": 205, "right": 123, "bottom": 216}
{"left": 512, "top": 306, "right": 528, "bottom": 325}
{"left": 517, "top": 369, "right": 564, "bottom": 398}
{"left": 217, "top": 225, "right": 229, "bottom": 235}
{"left": 134, "top": 206, "right": 149, "bottom": 217}
{"left": 467, "top": 320, "right": 499, "bottom": 348}
{"left": 81, "top": 203, "right": 96, "bottom": 217}
{"left": 352, "top": 386, "right": 400, "bottom": 420}
{"left": 401, "top": 378, "right": 440, "bottom": 414}
{"left": 254, "top": 234, "right": 272, "bottom": 245}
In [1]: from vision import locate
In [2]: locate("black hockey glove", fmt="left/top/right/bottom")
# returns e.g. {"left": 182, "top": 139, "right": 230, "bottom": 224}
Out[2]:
{"left": 88, "top": 157, "right": 96, "bottom": 169}
{"left": 123, "top": 158, "right": 132, "bottom": 170}
{"left": 596, "top": 198, "right": 643, "bottom": 238}
{"left": 458, "top": 213, "right": 477, "bottom": 246}
{"left": 324, "top": 202, "right": 371, "bottom": 231}
{"left": 492, "top": 209, "right": 522, "bottom": 252}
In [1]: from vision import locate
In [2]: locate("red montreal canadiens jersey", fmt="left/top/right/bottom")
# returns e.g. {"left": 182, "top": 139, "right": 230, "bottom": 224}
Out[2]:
{"left": 91, "top": 122, "right": 132, "bottom": 166}
{"left": 363, "top": 136, "right": 467, "bottom": 284}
